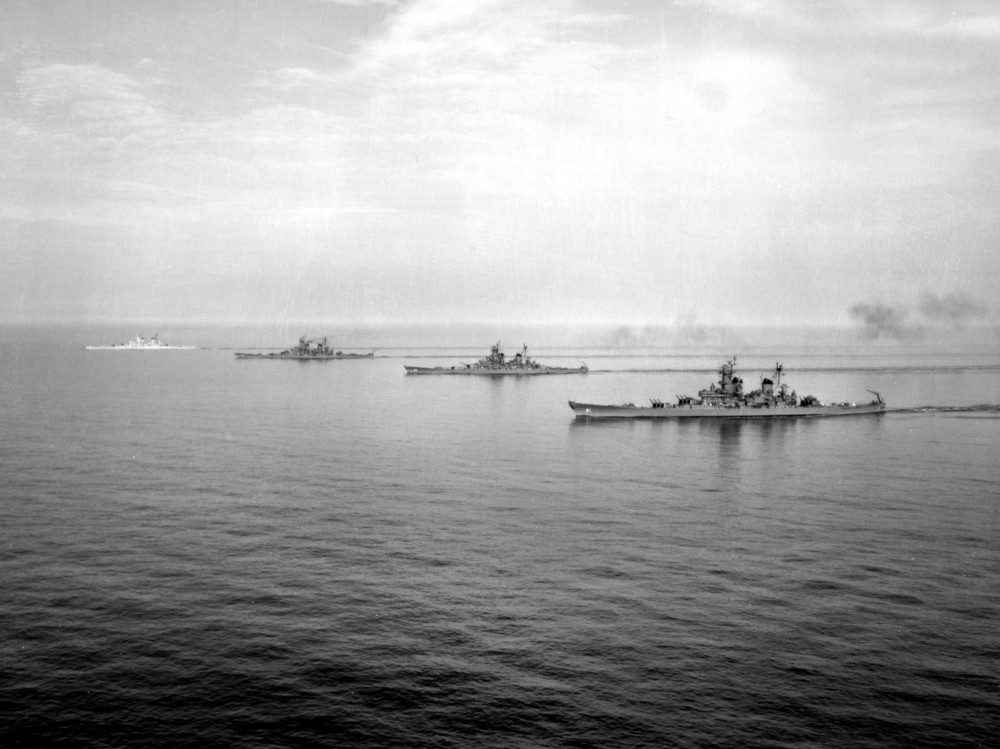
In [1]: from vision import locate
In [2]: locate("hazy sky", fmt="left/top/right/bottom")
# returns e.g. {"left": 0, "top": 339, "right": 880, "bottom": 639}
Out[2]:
{"left": 3, "top": 0, "right": 998, "bottom": 330}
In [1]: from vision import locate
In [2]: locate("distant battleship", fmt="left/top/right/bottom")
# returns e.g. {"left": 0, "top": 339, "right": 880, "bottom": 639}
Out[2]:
{"left": 86, "top": 334, "right": 195, "bottom": 350}
{"left": 405, "top": 341, "right": 588, "bottom": 375}
{"left": 235, "top": 335, "right": 374, "bottom": 360}
{"left": 570, "top": 357, "right": 886, "bottom": 419}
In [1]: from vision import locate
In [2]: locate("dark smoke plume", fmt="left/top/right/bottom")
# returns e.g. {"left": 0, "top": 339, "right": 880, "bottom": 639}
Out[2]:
{"left": 602, "top": 314, "right": 733, "bottom": 347}
{"left": 850, "top": 290, "right": 992, "bottom": 340}
{"left": 917, "top": 291, "right": 988, "bottom": 324}
{"left": 849, "top": 302, "right": 919, "bottom": 340}
{"left": 605, "top": 325, "right": 649, "bottom": 347}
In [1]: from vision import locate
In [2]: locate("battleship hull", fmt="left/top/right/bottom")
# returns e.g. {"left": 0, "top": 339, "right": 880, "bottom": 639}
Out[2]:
{"left": 86, "top": 334, "right": 193, "bottom": 350}
{"left": 236, "top": 352, "right": 373, "bottom": 360}
{"left": 406, "top": 365, "right": 587, "bottom": 375}
{"left": 569, "top": 401, "right": 887, "bottom": 419}
{"left": 86, "top": 345, "right": 195, "bottom": 350}
{"left": 407, "top": 341, "right": 587, "bottom": 375}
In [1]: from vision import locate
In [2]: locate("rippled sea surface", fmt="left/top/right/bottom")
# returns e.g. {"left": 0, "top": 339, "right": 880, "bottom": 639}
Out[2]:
{"left": 3, "top": 325, "right": 998, "bottom": 748}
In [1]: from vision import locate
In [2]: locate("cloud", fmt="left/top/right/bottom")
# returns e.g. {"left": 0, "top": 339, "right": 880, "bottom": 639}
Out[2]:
{"left": 17, "top": 64, "right": 162, "bottom": 132}
{"left": 676, "top": 1, "right": 1000, "bottom": 41}
{"left": 553, "top": 12, "right": 632, "bottom": 27}
{"left": 313, "top": 0, "right": 400, "bottom": 5}
{"left": 922, "top": 14, "right": 1000, "bottom": 39}
{"left": 5, "top": 58, "right": 365, "bottom": 227}
{"left": 672, "top": 0, "right": 789, "bottom": 19}
{"left": 252, "top": 67, "right": 328, "bottom": 90}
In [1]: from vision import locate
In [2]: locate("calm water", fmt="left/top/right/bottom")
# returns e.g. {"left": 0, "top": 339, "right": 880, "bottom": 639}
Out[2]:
{"left": 2, "top": 326, "right": 998, "bottom": 748}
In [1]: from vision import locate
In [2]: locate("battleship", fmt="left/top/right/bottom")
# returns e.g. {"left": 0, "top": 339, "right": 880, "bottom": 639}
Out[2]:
{"left": 86, "top": 334, "right": 195, "bottom": 350}
{"left": 570, "top": 357, "right": 886, "bottom": 419}
{"left": 405, "top": 341, "right": 588, "bottom": 375}
{"left": 234, "top": 336, "right": 374, "bottom": 360}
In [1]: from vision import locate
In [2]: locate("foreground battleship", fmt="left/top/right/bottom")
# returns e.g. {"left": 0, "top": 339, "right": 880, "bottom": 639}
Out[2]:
{"left": 405, "top": 341, "right": 588, "bottom": 375}
{"left": 570, "top": 357, "right": 885, "bottom": 419}
{"left": 235, "top": 336, "right": 373, "bottom": 360}
{"left": 86, "top": 334, "right": 194, "bottom": 350}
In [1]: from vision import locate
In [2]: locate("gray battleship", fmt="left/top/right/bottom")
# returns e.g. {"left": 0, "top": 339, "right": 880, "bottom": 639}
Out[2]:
{"left": 570, "top": 357, "right": 885, "bottom": 419}
{"left": 235, "top": 336, "right": 373, "bottom": 360}
{"left": 405, "top": 341, "right": 588, "bottom": 375}
{"left": 86, "top": 334, "right": 194, "bottom": 350}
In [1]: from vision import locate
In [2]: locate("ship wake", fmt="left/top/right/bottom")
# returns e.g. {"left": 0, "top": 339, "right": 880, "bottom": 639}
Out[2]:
{"left": 892, "top": 405, "right": 1000, "bottom": 415}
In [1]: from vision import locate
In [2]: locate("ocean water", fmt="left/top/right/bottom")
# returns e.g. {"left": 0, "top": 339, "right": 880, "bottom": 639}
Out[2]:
{"left": 2, "top": 325, "right": 998, "bottom": 748}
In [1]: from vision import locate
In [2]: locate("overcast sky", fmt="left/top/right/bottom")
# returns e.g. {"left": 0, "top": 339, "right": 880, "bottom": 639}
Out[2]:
{"left": 3, "top": 0, "right": 998, "bottom": 331}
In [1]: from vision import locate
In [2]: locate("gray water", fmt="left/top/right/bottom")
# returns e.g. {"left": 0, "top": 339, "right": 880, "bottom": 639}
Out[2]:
{"left": 2, "top": 325, "right": 998, "bottom": 747}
